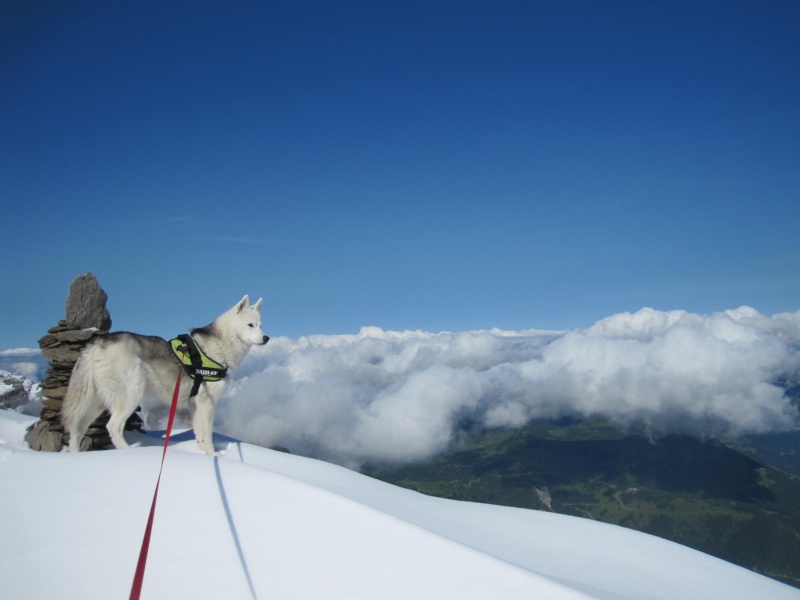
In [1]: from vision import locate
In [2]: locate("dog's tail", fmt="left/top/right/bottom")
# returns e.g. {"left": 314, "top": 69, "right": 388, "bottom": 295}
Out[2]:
{"left": 61, "top": 345, "right": 104, "bottom": 452}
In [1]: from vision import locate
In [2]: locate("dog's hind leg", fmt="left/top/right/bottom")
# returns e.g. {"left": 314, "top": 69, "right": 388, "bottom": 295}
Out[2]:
{"left": 62, "top": 356, "right": 104, "bottom": 452}
{"left": 67, "top": 404, "right": 103, "bottom": 452}
{"left": 103, "top": 372, "right": 145, "bottom": 450}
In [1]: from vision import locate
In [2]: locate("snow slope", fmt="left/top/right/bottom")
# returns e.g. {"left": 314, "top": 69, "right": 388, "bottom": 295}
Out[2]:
{"left": 1, "top": 410, "right": 797, "bottom": 600}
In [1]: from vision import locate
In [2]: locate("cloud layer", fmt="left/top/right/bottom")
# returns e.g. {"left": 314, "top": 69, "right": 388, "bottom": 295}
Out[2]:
{"left": 216, "top": 307, "right": 800, "bottom": 469}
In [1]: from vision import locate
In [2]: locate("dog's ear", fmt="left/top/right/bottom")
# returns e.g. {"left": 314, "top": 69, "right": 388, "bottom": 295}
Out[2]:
{"left": 253, "top": 297, "right": 263, "bottom": 311}
{"left": 235, "top": 295, "right": 250, "bottom": 313}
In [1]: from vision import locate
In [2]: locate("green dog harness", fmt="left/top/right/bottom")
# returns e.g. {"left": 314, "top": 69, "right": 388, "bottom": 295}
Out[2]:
{"left": 170, "top": 334, "right": 228, "bottom": 397}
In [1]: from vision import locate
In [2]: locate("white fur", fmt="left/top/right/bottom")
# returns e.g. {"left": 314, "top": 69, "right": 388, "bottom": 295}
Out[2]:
{"left": 61, "top": 295, "right": 268, "bottom": 455}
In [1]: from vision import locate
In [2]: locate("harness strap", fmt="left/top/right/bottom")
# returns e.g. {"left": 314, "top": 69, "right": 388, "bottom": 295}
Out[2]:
{"left": 177, "top": 334, "right": 205, "bottom": 397}
{"left": 186, "top": 375, "right": 201, "bottom": 398}
{"left": 172, "top": 334, "right": 228, "bottom": 397}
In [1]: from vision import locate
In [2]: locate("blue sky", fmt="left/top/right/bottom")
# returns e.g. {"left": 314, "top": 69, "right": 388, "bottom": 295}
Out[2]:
{"left": 2, "top": 1, "right": 799, "bottom": 349}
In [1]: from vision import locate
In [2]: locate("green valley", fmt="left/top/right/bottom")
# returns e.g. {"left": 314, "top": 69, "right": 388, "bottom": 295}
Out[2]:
{"left": 364, "top": 420, "right": 800, "bottom": 588}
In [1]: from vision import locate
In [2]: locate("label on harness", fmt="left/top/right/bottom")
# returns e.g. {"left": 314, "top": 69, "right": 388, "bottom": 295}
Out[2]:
{"left": 195, "top": 368, "right": 220, "bottom": 377}
{"left": 169, "top": 336, "right": 228, "bottom": 382}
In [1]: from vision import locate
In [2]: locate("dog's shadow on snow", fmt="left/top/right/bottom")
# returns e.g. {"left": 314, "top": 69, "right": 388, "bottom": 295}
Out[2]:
{"left": 124, "top": 429, "right": 243, "bottom": 457}
{"left": 119, "top": 428, "right": 257, "bottom": 598}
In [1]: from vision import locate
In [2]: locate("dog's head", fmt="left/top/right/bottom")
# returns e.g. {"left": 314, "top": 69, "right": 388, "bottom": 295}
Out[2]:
{"left": 232, "top": 295, "right": 269, "bottom": 346}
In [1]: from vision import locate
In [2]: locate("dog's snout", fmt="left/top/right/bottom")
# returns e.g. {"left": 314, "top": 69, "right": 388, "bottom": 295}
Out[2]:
{"left": 263, "top": 335, "right": 270, "bottom": 345}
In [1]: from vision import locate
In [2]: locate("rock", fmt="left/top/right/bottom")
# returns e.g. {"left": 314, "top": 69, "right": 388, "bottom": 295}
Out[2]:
{"left": 55, "top": 329, "right": 99, "bottom": 343}
{"left": 38, "top": 334, "right": 59, "bottom": 348}
{"left": 48, "top": 322, "right": 77, "bottom": 334}
{"left": 39, "top": 376, "right": 64, "bottom": 389}
{"left": 25, "top": 421, "right": 63, "bottom": 452}
{"left": 27, "top": 274, "right": 142, "bottom": 452}
{"left": 65, "top": 273, "right": 111, "bottom": 330}
{"left": 39, "top": 408, "right": 60, "bottom": 421}
{"left": 42, "top": 386, "right": 68, "bottom": 400}
{"left": 39, "top": 345, "right": 82, "bottom": 363}
{"left": 49, "top": 360, "right": 80, "bottom": 370}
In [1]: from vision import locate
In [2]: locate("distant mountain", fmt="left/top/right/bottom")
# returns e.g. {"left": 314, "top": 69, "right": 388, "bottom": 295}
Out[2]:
{"left": 0, "top": 370, "right": 41, "bottom": 416}
{"left": 730, "top": 383, "right": 800, "bottom": 477}
{"left": 730, "top": 430, "right": 800, "bottom": 480}
{"left": 365, "top": 419, "right": 800, "bottom": 589}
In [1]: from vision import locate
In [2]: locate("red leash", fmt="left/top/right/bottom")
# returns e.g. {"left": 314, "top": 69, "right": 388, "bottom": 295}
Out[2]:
{"left": 129, "top": 359, "right": 184, "bottom": 600}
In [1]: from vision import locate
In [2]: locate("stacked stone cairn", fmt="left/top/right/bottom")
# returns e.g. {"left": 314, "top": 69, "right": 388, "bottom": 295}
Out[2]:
{"left": 25, "top": 273, "right": 143, "bottom": 451}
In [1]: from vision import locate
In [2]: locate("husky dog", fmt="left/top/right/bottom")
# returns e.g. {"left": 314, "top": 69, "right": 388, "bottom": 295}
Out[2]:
{"left": 62, "top": 295, "right": 268, "bottom": 455}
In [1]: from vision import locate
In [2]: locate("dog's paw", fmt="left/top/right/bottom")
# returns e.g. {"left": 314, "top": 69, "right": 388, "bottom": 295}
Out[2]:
{"left": 197, "top": 442, "right": 217, "bottom": 456}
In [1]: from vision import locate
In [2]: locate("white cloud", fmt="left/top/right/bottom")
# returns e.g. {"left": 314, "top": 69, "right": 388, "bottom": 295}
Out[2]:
{"left": 11, "top": 362, "right": 39, "bottom": 378}
{"left": 216, "top": 307, "right": 800, "bottom": 469}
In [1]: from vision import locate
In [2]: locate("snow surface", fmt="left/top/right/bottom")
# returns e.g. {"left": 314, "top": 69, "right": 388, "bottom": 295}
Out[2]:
{"left": 1, "top": 410, "right": 797, "bottom": 600}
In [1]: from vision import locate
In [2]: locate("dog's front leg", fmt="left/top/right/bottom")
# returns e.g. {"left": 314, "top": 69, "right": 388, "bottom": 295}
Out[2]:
{"left": 191, "top": 391, "right": 218, "bottom": 455}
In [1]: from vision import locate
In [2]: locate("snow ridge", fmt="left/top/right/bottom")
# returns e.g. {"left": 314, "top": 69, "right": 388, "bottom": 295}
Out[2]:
{"left": 0, "top": 411, "right": 797, "bottom": 599}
